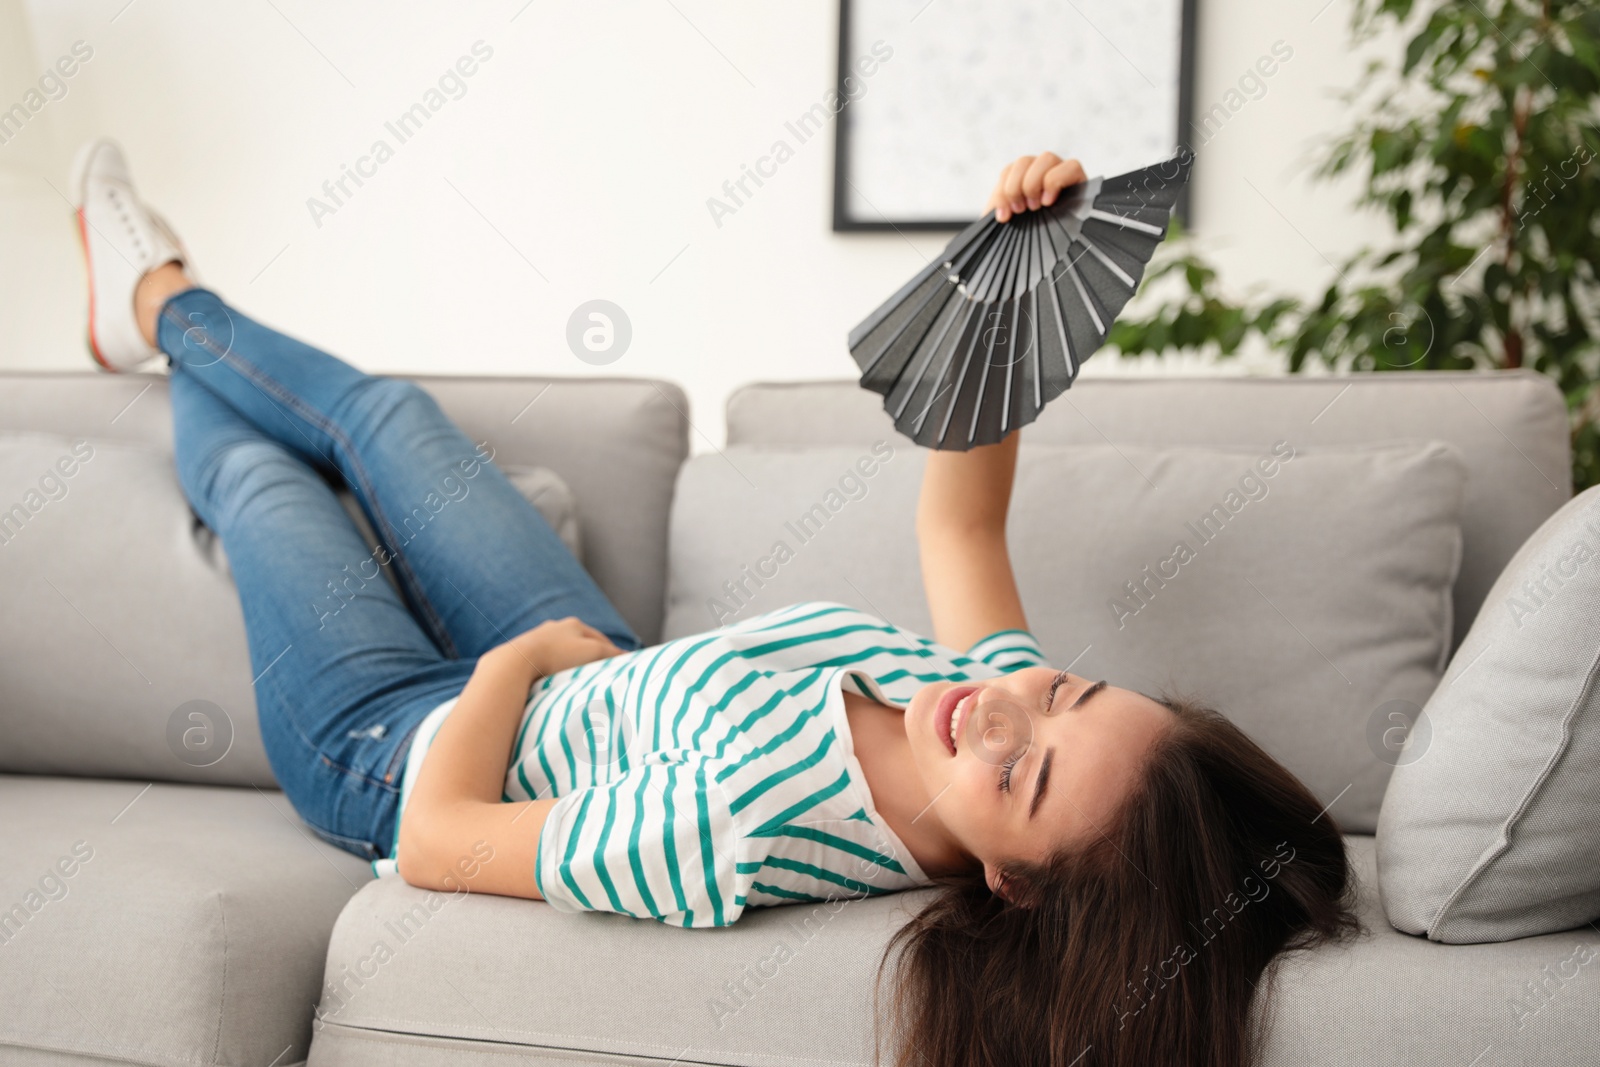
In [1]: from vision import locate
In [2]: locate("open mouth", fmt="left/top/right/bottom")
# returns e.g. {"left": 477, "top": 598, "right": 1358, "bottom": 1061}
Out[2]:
{"left": 936, "top": 685, "right": 980, "bottom": 756}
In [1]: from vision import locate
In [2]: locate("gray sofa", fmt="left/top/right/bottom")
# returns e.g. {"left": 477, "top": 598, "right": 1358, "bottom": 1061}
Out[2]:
{"left": 2, "top": 368, "right": 1596, "bottom": 1066}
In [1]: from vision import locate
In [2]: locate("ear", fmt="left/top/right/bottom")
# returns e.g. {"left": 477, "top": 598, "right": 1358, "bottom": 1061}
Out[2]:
{"left": 987, "top": 865, "right": 1036, "bottom": 909}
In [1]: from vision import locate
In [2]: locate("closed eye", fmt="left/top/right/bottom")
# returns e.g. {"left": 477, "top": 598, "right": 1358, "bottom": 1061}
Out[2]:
{"left": 1041, "top": 669, "right": 1070, "bottom": 714}
{"left": 999, "top": 748, "right": 1024, "bottom": 793}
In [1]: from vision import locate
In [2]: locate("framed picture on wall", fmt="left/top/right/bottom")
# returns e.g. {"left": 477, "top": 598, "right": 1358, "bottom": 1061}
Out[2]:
{"left": 832, "top": 0, "right": 1198, "bottom": 232}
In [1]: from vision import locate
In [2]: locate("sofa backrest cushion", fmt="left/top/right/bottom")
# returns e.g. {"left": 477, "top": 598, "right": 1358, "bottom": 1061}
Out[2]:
{"left": 723, "top": 372, "right": 1570, "bottom": 653}
{"left": 0, "top": 373, "right": 688, "bottom": 787}
{"left": 664, "top": 438, "right": 1468, "bottom": 832}
{"left": 0, "top": 433, "right": 574, "bottom": 786}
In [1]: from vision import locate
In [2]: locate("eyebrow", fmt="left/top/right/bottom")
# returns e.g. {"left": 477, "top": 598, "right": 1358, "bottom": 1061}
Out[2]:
{"left": 1070, "top": 679, "right": 1108, "bottom": 712}
{"left": 1030, "top": 679, "right": 1107, "bottom": 820}
{"left": 1028, "top": 747, "right": 1054, "bottom": 820}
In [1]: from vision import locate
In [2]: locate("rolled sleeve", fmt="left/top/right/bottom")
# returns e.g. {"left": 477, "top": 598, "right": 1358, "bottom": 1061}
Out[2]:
{"left": 966, "top": 629, "right": 1049, "bottom": 673}
{"left": 535, "top": 759, "right": 744, "bottom": 928}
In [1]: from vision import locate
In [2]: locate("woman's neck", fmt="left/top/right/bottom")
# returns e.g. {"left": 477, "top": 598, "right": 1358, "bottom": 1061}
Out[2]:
{"left": 843, "top": 691, "right": 976, "bottom": 880}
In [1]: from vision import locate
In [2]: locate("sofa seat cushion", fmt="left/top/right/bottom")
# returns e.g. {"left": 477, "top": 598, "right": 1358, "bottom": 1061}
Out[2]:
{"left": 303, "top": 836, "right": 1598, "bottom": 1066}
{"left": 0, "top": 775, "right": 371, "bottom": 1067}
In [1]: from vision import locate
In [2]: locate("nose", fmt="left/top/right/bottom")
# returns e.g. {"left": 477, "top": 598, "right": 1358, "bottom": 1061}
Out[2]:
{"left": 962, "top": 687, "right": 1036, "bottom": 767}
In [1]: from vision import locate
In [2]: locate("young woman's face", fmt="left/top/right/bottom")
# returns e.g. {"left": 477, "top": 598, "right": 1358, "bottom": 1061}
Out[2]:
{"left": 905, "top": 669, "right": 1173, "bottom": 894}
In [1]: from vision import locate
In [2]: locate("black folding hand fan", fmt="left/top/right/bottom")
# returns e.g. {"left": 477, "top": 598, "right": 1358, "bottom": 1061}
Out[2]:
{"left": 847, "top": 151, "right": 1193, "bottom": 450}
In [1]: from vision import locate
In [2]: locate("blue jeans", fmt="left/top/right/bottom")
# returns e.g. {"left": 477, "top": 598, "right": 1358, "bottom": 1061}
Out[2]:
{"left": 160, "top": 288, "right": 641, "bottom": 860}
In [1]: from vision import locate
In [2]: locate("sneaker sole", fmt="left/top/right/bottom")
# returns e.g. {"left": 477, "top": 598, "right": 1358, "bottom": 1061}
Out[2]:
{"left": 69, "top": 141, "right": 119, "bottom": 371}
{"left": 74, "top": 206, "right": 118, "bottom": 373}
{"left": 67, "top": 139, "right": 99, "bottom": 205}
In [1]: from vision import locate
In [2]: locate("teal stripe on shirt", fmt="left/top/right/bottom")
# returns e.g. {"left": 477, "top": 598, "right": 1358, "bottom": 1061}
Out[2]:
{"left": 757, "top": 854, "right": 895, "bottom": 896}
{"left": 695, "top": 761, "right": 726, "bottom": 926}
{"left": 631, "top": 765, "right": 667, "bottom": 918}
{"left": 749, "top": 767, "right": 854, "bottom": 838}
{"left": 763, "top": 823, "right": 909, "bottom": 876}
{"left": 591, "top": 776, "right": 631, "bottom": 916}
{"left": 729, "top": 725, "right": 837, "bottom": 815}
{"left": 558, "top": 790, "right": 598, "bottom": 911}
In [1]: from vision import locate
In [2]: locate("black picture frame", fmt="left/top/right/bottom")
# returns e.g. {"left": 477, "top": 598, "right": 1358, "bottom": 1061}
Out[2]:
{"left": 832, "top": 0, "right": 1199, "bottom": 233}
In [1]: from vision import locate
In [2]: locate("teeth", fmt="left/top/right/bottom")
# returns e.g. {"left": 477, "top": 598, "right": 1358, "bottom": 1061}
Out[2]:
{"left": 950, "top": 691, "right": 975, "bottom": 748}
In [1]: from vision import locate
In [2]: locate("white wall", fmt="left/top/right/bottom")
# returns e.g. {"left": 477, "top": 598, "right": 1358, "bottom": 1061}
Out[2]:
{"left": 0, "top": 0, "right": 1400, "bottom": 450}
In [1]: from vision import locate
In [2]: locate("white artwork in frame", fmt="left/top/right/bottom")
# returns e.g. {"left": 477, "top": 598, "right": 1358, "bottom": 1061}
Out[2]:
{"left": 834, "top": 0, "right": 1196, "bottom": 230}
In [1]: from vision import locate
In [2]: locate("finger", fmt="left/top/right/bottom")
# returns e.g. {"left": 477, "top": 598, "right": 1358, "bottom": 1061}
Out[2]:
{"left": 573, "top": 619, "right": 608, "bottom": 642}
{"left": 1021, "top": 152, "right": 1060, "bottom": 210}
{"left": 568, "top": 617, "right": 620, "bottom": 651}
{"left": 1041, "top": 158, "right": 1086, "bottom": 206}
{"left": 1001, "top": 156, "right": 1034, "bottom": 220}
{"left": 979, "top": 163, "right": 1004, "bottom": 219}
{"left": 994, "top": 158, "right": 1024, "bottom": 222}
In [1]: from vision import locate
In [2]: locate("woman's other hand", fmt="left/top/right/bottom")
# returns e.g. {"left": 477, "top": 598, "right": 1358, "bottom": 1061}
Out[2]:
{"left": 983, "top": 151, "right": 1087, "bottom": 223}
{"left": 500, "top": 616, "right": 623, "bottom": 679}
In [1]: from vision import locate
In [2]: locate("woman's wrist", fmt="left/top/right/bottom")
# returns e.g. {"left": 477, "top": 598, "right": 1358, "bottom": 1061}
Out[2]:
{"left": 484, "top": 641, "right": 548, "bottom": 686}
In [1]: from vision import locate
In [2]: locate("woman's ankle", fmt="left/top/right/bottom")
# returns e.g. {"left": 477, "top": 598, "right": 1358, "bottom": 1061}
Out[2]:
{"left": 135, "top": 261, "right": 197, "bottom": 349}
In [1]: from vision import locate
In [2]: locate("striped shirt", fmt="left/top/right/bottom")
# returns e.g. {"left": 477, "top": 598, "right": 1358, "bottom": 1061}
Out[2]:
{"left": 374, "top": 601, "right": 1048, "bottom": 928}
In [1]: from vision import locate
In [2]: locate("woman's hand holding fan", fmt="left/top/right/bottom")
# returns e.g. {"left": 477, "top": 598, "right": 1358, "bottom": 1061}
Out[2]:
{"left": 983, "top": 151, "right": 1087, "bottom": 223}
{"left": 847, "top": 147, "right": 1194, "bottom": 450}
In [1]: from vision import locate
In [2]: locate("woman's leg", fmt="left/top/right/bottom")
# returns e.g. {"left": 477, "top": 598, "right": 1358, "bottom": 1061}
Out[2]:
{"left": 172, "top": 369, "right": 478, "bottom": 856}
{"left": 153, "top": 280, "right": 640, "bottom": 661}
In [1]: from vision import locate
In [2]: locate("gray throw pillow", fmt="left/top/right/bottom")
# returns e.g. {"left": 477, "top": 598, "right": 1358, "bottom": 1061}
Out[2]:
{"left": 0, "top": 432, "right": 580, "bottom": 788}
{"left": 335, "top": 463, "right": 582, "bottom": 570}
{"left": 502, "top": 464, "right": 582, "bottom": 562}
{"left": 664, "top": 439, "right": 1468, "bottom": 832}
{"left": 1377, "top": 485, "right": 1600, "bottom": 943}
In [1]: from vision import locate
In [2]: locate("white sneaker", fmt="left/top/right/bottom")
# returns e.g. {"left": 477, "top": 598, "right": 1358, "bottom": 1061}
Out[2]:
{"left": 70, "top": 139, "right": 186, "bottom": 372}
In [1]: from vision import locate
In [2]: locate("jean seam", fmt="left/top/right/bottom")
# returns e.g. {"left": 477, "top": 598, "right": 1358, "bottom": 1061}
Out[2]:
{"left": 229, "top": 352, "right": 459, "bottom": 657}
{"left": 257, "top": 658, "right": 406, "bottom": 795}
{"left": 381, "top": 710, "right": 429, "bottom": 785}
{"left": 301, "top": 809, "right": 382, "bottom": 859}
{"left": 264, "top": 665, "right": 408, "bottom": 793}
{"left": 163, "top": 300, "right": 461, "bottom": 658}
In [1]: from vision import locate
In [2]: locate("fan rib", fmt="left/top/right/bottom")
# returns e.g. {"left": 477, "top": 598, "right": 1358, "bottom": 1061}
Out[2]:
{"left": 847, "top": 211, "right": 995, "bottom": 349}
{"left": 858, "top": 227, "right": 1000, "bottom": 376}
{"left": 900, "top": 243, "right": 1001, "bottom": 428}
{"left": 1085, "top": 207, "right": 1166, "bottom": 237}
{"left": 1041, "top": 208, "right": 1141, "bottom": 297}
{"left": 1039, "top": 223, "right": 1079, "bottom": 382}
{"left": 998, "top": 221, "right": 1032, "bottom": 436}
{"left": 1059, "top": 250, "right": 1106, "bottom": 336}
{"left": 1004, "top": 217, "right": 1043, "bottom": 435}
{"left": 966, "top": 230, "right": 1026, "bottom": 444}
{"left": 933, "top": 224, "right": 1021, "bottom": 443}
{"left": 1076, "top": 233, "right": 1138, "bottom": 289}
{"left": 891, "top": 294, "right": 966, "bottom": 421}
{"left": 917, "top": 302, "right": 981, "bottom": 438}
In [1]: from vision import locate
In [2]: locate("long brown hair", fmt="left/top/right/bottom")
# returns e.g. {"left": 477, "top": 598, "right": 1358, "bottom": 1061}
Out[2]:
{"left": 872, "top": 693, "right": 1364, "bottom": 1067}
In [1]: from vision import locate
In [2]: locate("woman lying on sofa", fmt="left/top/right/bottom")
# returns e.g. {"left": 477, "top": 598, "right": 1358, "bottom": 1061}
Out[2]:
{"left": 72, "top": 139, "right": 1359, "bottom": 1067}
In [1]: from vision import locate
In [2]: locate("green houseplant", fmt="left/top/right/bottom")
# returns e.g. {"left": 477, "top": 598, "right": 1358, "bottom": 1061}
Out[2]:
{"left": 1111, "top": 0, "right": 1600, "bottom": 489}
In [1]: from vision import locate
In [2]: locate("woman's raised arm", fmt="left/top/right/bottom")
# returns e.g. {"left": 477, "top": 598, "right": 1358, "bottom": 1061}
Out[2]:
{"left": 916, "top": 430, "right": 1029, "bottom": 653}
{"left": 915, "top": 150, "right": 1086, "bottom": 652}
